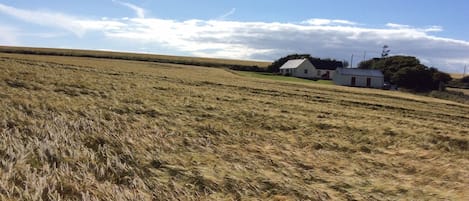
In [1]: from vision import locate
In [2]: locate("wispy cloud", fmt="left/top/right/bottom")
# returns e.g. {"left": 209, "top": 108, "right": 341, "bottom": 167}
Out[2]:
{"left": 0, "top": 3, "right": 87, "bottom": 37}
{"left": 0, "top": 3, "right": 468, "bottom": 72}
{"left": 113, "top": 0, "right": 145, "bottom": 18}
{"left": 217, "top": 8, "right": 236, "bottom": 20}
{"left": 0, "top": 3, "right": 127, "bottom": 37}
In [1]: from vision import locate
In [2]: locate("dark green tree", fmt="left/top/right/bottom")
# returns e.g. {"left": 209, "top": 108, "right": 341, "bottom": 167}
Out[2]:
{"left": 391, "top": 66, "right": 433, "bottom": 91}
{"left": 358, "top": 55, "right": 452, "bottom": 91}
{"left": 381, "top": 45, "right": 391, "bottom": 58}
{"left": 461, "top": 76, "right": 469, "bottom": 83}
{"left": 431, "top": 69, "right": 452, "bottom": 90}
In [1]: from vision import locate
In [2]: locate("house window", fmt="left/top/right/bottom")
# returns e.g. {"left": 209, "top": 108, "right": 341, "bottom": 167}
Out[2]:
{"left": 366, "top": 78, "right": 371, "bottom": 87}
{"left": 351, "top": 77, "right": 356, "bottom": 86}
{"left": 317, "top": 70, "right": 321, "bottom": 76}
{"left": 322, "top": 71, "right": 330, "bottom": 79}
{"left": 304, "top": 69, "right": 308, "bottom": 74}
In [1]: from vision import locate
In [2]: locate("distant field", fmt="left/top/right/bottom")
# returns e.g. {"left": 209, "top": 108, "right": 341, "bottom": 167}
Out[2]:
{"left": 233, "top": 71, "right": 334, "bottom": 85}
{"left": 450, "top": 73, "right": 466, "bottom": 79}
{"left": 0, "top": 52, "right": 468, "bottom": 200}
{"left": 0, "top": 46, "right": 271, "bottom": 68}
{"left": 448, "top": 87, "right": 469, "bottom": 95}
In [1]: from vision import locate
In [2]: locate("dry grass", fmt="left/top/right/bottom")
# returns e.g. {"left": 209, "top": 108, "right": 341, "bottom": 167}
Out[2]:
{"left": 0, "top": 52, "right": 468, "bottom": 200}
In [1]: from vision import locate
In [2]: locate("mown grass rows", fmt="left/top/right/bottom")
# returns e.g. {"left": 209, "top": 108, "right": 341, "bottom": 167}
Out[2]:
{"left": 0, "top": 53, "right": 468, "bottom": 200}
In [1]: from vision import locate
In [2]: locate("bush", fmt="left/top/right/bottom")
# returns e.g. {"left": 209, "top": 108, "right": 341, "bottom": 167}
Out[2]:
{"left": 229, "top": 65, "right": 264, "bottom": 72}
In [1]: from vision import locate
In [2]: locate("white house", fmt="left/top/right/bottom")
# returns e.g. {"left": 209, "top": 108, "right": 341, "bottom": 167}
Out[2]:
{"left": 279, "top": 59, "right": 336, "bottom": 80}
{"left": 333, "top": 68, "right": 384, "bottom": 88}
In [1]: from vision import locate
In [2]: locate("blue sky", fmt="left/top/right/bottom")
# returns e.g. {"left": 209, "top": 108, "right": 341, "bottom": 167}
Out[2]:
{"left": 0, "top": 0, "right": 468, "bottom": 73}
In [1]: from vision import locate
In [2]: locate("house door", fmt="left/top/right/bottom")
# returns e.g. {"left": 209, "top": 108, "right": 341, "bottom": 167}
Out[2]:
{"left": 366, "top": 78, "right": 371, "bottom": 87}
{"left": 351, "top": 77, "right": 356, "bottom": 86}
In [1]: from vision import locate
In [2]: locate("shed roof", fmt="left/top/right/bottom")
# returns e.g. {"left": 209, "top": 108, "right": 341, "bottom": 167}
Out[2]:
{"left": 336, "top": 68, "right": 383, "bottom": 77}
{"left": 279, "top": 59, "right": 307, "bottom": 69}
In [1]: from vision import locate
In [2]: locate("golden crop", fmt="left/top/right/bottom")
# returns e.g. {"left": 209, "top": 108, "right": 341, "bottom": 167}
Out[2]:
{"left": 0, "top": 52, "right": 468, "bottom": 200}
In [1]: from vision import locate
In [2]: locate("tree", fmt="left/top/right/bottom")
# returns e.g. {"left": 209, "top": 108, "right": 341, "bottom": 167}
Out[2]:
{"left": 358, "top": 55, "right": 452, "bottom": 91}
{"left": 391, "top": 66, "right": 433, "bottom": 91}
{"left": 358, "top": 56, "right": 420, "bottom": 82}
{"left": 461, "top": 76, "right": 469, "bottom": 83}
{"left": 431, "top": 69, "right": 452, "bottom": 89}
{"left": 381, "top": 45, "right": 391, "bottom": 58}
{"left": 342, "top": 61, "right": 349, "bottom": 68}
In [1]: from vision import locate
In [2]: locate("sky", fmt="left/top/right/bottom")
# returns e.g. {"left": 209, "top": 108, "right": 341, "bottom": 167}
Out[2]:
{"left": 0, "top": 0, "right": 468, "bottom": 73}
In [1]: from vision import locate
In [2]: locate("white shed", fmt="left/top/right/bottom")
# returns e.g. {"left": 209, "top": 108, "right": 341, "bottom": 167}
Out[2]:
{"left": 279, "top": 59, "right": 336, "bottom": 79}
{"left": 333, "top": 68, "right": 384, "bottom": 88}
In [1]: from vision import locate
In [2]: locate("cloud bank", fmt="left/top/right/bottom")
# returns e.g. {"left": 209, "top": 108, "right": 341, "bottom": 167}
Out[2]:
{"left": 0, "top": 3, "right": 468, "bottom": 72}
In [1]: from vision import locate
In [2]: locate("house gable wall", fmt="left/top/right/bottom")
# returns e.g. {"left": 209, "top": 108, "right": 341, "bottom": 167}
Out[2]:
{"left": 291, "top": 61, "right": 317, "bottom": 78}
{"left": 280, "top": 59, "right": 337, "bottom": 80}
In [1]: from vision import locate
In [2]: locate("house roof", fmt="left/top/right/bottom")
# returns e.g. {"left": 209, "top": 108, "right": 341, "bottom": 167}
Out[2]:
{"left": 310, "top": 59, "right": 341, "bottom": 70}
{"left": 279, "top": 59, "right": 307, "bottom": 69}
{"left": 336, "top": 68, "right": 383, "bottom": 77}
{"left": 279, "top": 58, "right": 342, "bottom": 70}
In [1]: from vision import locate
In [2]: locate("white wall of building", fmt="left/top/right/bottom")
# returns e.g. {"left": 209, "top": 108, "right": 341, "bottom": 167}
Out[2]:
{"left": 333, "top": 74, "right": 384, "bottom": 88}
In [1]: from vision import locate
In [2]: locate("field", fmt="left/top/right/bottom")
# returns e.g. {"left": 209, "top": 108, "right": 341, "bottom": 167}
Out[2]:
{"left": 450, "top": 73, "right": 465, "bottom": 79}
{"left": 0, "top": 52, "right": 468, "bottom": 200}
{"left": 233, "top": 71, "right": 334, "bottom": 85}
{"left": 448, "top": 87, "right": 469, "bottom": 96}
{"left": 0, "top": 46, "right": 271, "bottom": 69}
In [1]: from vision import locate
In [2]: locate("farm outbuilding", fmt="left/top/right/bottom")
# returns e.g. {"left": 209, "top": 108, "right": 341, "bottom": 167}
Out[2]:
{"left": 279, "top": 59, "right": 337, "bottom": 80}
{"left": 333, "top": 68, "right": 384, "bottom": 88}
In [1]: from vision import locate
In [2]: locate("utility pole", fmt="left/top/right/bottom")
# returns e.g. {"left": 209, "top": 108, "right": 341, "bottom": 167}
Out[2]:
{"left": 464, "top": 64, "right": 467, "bottom": 77}
{"left": 363, "top": 51, "right": 366, "bottom": 60}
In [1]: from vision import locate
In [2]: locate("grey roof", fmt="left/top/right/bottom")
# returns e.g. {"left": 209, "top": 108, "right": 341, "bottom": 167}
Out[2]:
{"left": 336, "top": 68, "right": 383, "bottom": 77}
{"left": 279, "top": 59, "right": 307, "bottom": 69}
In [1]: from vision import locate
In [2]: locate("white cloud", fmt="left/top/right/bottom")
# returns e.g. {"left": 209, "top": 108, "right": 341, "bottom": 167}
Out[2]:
{"left": 113, "top": 0, "right": 145, "bottom": 18}
{"left": 386, "top": 23, "right": 411, "bottom": 29}
{"left": 386, "top": 23, "right": 443, "bottom": 33}
{"left": 303, "top": 18, "right": 357, "bottom": 26}
{"left": 0, "top": 3, "right": 468, "bottom": 72}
